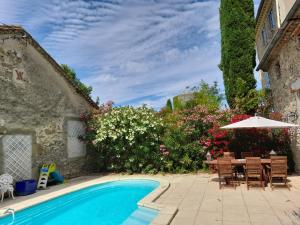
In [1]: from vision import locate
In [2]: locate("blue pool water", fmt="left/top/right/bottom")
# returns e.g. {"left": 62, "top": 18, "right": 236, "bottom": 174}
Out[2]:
{"left": 0, "top": 179, "right": 159, "bottom": 225}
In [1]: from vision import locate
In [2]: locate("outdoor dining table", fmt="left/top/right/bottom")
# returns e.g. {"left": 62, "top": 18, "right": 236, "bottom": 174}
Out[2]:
{"left": 204, "top": 158, "right": 271, "bottom": 184}
{"left": 204, "top": 158, "right": 271, "bottom": 166}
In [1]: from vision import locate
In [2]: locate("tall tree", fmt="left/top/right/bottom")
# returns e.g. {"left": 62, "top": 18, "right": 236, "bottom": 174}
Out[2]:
{"left": 166, "top": 99, "right": 173, "bottom": 111}
{"left": 191, "top": 81, "right": 223, "bottom": 109}
{"left": 172, "top": 81, "right": 223, "bottom": 111}
{"left": 219, "top": 0, "right": 257, "bottom": 112}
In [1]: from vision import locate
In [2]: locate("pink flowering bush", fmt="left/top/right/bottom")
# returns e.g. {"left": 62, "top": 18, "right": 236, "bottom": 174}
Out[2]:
{"left": 161, "top": 106, "right": 233, "bottom": 172}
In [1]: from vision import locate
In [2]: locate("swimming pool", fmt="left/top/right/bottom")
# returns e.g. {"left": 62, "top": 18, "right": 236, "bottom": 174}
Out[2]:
{"left": 0, "top": 179, "right": 159, "bottom": 225}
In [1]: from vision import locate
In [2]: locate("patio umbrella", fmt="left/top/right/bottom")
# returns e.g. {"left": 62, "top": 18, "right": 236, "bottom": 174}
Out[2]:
{"left": 220, "top": 116, "right": 299, "bottom": 129}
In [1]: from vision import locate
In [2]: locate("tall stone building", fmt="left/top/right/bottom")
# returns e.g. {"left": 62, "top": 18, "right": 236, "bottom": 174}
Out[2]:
{"left": 0, "top": 25, "right": 98, "bottom": 180}
{"left": 256, "top": 0, "right": 300, "bottom": 171}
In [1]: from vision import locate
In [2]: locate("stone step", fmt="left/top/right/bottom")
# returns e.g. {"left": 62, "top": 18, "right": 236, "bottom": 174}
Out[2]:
{"left": 122, "top": 207, "right": 158, "bottom": 225}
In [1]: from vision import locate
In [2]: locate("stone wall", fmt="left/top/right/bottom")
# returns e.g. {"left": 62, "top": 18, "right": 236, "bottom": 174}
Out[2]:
{"left": 0, "top": 33, "right": 95, "bottom": 179}
{"left": 268, "top": 36, "right": 300, "bottom": 172}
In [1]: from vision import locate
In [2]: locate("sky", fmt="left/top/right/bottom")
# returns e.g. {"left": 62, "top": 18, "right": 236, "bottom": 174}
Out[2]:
{"left": 0, "top": 0, "right": 261, "bottom": 109}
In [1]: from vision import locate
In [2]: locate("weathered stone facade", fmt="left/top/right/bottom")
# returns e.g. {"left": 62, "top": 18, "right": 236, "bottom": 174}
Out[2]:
{"left": 0, "top": 26, "right": 97, "bottom": 179}
{"left": 267, "top": 36, "right": 300, "bottom": 171}
{"left": 256, "top": 1, "right": 300, "bottom": 171}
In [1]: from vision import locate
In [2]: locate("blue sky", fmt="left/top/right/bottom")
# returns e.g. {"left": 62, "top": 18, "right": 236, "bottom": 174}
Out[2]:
{"left": 0, "top": 0, "right": 261, "bottom": 109}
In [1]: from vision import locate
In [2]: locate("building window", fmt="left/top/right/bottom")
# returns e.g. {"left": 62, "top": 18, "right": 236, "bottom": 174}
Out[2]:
{"left": 261, "top": 28, "right": 268, "bottom": 46}
{"left": 268, "top": 9, "right": 276, "bottom": 29}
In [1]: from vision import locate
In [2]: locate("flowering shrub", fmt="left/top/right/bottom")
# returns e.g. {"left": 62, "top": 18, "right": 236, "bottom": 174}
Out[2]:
{"left": 161, "top": 106, "right": 232, "bottom": 172}
{"left": 202, "top": 126, "right": 230, "bottom": 158}
{"left": 230, "top": 114, "right": 251, "bottom": 123}
{"left": 82, "top": 102, "right": 294, "bottom": 173}
{"left": 85, "top": 106, "right": 164, "bottom": 173}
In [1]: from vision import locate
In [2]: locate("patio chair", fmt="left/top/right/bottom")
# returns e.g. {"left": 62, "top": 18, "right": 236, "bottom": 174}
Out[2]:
{"left": 241, "top": 152, "right": 253, "bottom": 159}
{"left": 245, "top": 157, "right": 265, "bottom": 190}
{"left": 0, "top": 174, "right": 15, "bottom": 202}
{"left": 217, "top": 158, "right": 236, "bottom": 189}
{"left": 267, "top": 156, "right": 289, "bottom": 190}
{"left": 223, "top": 152, "right": 235, "bottom": 159}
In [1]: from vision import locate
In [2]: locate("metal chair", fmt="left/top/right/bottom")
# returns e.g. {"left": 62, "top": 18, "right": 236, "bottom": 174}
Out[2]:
{"left": 267, "top": 156, "right": 289, "bottom": 190}
{"left": 0, "top": 174, "right": 15, "bottom": 202}
{"left": 217, "top": 158, "right": 236, "bottom": 189}
{"left": 245, "top": 157, "right": 265, "bottom": 190}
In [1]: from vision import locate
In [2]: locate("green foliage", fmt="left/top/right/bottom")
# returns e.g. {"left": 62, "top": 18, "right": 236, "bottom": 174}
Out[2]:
{"left": 219, "top": 0, "right": 257, "bottom": 112}
{"left": 187, "top": 81, "right": 223, "bottom": 110}
{"left": 83, "top": 102, "right": 294, "bottom": 174}
{"left": 80, "top": 82, "right": 293, "bottom": 174}
{"left": 173, "top": 96, "right": 184, "bottom": 111}
{"left": 256, "top": 88, "right": 274, "bottom": 116}
{"left": 161, "top": 106, "right": 232, "bottom": 172}
{"left": 61, "top": 64, "right": 93, "bottom": 97}
{"left": 235, "top": 88, "right": 260, "bottom": 115}
{"left": 162, "top": 127, "right": 205, "bottom": 172}
{"left": 166, "top": 99, "right": 173, "bottom": 111}
{"left": 91, "top": 106, "right": 164, "bottom": 173}
{"left": 235, "top": 86, "right": 274, "bottom": 115}
{"left": 173, "top": 81, "right": 223, "bottom": 111}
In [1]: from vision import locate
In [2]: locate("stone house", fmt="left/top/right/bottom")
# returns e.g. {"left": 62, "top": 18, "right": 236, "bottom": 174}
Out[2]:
{"left": 0, "top": 25, "right": 98, "bottom": 181}
{"left": 256, "top": 0, "right": 300, "bottom": 171}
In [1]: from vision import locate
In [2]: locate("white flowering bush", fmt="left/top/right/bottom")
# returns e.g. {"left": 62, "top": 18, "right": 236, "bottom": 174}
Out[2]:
{"left": 92, "top": 106, "right": 165, "bottom": 173}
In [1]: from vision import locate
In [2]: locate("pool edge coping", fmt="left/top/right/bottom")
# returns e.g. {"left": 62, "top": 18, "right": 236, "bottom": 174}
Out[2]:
{"left": 137, "top": 177, "right": 178, "bottom": 225}
{"left": 0, "top": 175, "right": 177, "bottom": 225}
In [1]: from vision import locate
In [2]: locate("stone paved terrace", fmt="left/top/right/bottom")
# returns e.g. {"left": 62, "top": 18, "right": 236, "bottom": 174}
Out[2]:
{"left": 1, "top": 174, "right": 300, "bottom": 225}
{"left": 156, "top": 174, "right": 300, "bottom": 225}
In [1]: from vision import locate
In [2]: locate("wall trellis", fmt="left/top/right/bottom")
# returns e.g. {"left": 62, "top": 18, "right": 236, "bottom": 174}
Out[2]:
{"left": 67, "top": 121, "right": 86, "bottom": 158}
{"left": 3, "top": 135, "right": 32, "bottom": 181}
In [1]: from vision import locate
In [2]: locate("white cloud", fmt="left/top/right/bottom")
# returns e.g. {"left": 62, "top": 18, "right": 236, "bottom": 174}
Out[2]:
{"left": 1, "top": 0, "right": 224, "bottom": 109}
{"left": 86, "top": 73, "right": 117, "bottom": 83}
{"left": 121, "top": 61, "right": 149, "bottom": 74}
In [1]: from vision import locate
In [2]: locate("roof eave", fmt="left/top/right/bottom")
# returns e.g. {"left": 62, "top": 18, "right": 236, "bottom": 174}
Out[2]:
{"left": 256, "top": 1, "right": 300, "bottom": 71}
